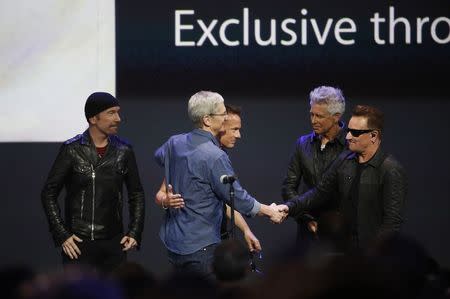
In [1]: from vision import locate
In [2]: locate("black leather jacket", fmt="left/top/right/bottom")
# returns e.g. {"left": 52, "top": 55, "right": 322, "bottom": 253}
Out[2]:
{"left": 281, "top": 126, "right": 347, "bottom": 220}
{"left": 41, "top": 130, "right": 145, "bottom": 246}
{"left": 286, "top": 148, "right": 407, "bottom": 247}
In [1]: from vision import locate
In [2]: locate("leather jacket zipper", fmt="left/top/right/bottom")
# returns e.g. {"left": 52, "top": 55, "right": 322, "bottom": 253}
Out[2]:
{"left": 80, "top": 190, "right": 85, "bottom": 219}
{"left": 91, "top": 164, "right": 96, "bottom": 240}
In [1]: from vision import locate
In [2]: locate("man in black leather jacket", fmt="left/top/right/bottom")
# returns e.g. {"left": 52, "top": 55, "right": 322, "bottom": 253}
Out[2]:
{"left": 281, "top": 86, "right": 347, "bottom": 244}
{"left": 279, "top": 105, "right": 407, "bottom": 249}
{"left": 41, "top": 92, "right": 145, "bottom": 274}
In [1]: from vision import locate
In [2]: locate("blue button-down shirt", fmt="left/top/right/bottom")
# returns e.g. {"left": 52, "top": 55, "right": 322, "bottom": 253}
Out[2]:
{"left": 155, "top": 129, "right": 261, "bottom": 254}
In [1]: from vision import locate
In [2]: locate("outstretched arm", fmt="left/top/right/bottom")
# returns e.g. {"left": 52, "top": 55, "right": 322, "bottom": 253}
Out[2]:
{"left": 257, "top": 203, "right": 288, "bottom": 224}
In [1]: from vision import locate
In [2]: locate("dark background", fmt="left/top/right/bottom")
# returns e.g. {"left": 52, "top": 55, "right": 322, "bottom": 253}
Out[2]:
{"left": 117, "top": 0, "right": 449, "bottom": 97}
{"left": 1, "top": 0, "right": 449, "bottom": 277}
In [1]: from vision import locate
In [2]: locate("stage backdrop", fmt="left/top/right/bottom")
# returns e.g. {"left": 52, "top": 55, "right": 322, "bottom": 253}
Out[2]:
{"left": 0, "top": 0, "right": 115, "bottom": 142}
{"left": 117, "top": 0, "right": 449, "bottom": 97}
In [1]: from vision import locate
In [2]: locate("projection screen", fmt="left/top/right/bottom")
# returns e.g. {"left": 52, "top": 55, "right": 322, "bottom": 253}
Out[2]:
{"left": 0, "top": 0, "right": 115, "bottom": 142}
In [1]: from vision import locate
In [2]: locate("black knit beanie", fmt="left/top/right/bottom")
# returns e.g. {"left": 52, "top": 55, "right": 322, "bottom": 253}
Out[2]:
{"left": 84, "top": 92, "right": 120, "bottom": 121}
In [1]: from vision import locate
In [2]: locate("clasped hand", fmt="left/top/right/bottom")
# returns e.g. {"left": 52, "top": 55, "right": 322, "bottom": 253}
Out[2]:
{"left": 268, "top": 203, "right": 289, "bottom": 224}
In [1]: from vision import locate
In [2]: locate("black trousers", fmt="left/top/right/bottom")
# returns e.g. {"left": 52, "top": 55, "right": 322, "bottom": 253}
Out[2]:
{"left": 294, "top": 222, "right": 317, "bottom": 257}
{"left": 62, "top": 233, "right": 126, "bottom": 274}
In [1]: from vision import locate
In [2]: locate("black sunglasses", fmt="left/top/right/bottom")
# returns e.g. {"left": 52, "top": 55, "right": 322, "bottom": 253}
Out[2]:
{"left": 346, "top": 128, "right": 373, "bottom": 137}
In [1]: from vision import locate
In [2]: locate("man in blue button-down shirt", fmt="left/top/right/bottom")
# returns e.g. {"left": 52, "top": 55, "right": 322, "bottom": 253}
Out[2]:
{"left": 155, "top": 91, "right": 286, "bottom": 278}
{"left": 155, "top": 104, "right": 262, "bottom": 253}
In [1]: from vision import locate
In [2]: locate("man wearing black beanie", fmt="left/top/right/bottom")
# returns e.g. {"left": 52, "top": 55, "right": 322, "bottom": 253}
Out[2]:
{"left": 41, "top": 92, "right": 145, "bottom": 274}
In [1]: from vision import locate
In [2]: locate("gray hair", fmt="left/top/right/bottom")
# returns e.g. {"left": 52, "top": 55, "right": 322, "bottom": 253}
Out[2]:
{"left": 188, "top": 91, "right": 225, "bottom": 127}
{"left": 309, "top": 86, "right": 346, "bottom": 115}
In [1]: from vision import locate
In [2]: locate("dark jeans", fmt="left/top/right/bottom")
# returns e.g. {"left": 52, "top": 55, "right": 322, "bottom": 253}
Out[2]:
{"left": 62, "top": 233, "right": 126, "bottom": 275}
{"left": 167, "top": 243, "right": 218, "bottom": 279}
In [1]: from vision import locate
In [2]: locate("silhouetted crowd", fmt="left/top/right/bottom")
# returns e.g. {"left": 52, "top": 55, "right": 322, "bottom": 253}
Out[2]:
{"left": 3, "top": 228, "right": 449, "bottom": 299}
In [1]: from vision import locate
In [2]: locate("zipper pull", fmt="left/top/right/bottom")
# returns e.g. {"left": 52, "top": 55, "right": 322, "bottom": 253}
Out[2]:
{"left": 91, "top": 164, "right": 95, "bottom": 179}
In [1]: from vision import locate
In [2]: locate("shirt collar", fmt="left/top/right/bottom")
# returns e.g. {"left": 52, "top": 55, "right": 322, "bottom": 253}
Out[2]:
{"left": 81, "top": 129, "right": 114, "bottom": 147}
{"left": 192, "top": 128, "right": 221, "bottom": 147}
{"left": 366, "top": 147, "right": 386, "bottom": 167}
{"left": 346, "top": 146, "right": 386, "bottom": 168}
{"left": 310, "top": 121, "right": 346, "bottom": 145}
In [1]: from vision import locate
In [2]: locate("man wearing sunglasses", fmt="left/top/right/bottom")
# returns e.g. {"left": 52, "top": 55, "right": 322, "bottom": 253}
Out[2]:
{"left": 281, "top": 86, "right": 347, "bottom": 248}
{"left": 279, "top": 105, "right": 407, "bottom": 249}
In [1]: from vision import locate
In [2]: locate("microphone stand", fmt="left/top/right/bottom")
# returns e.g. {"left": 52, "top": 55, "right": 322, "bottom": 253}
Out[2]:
{"left": 228, "top": 181, "right": 262, "bottom": 274}
{"left": 224, "top": 177, "right": 262, "bottom": 274}
{"left": 229, "top": 182, "right": 235, "bottom": 239}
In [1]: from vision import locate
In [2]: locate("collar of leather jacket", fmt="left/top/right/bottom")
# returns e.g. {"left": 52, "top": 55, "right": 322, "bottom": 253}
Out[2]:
{"left": 346, "top": 147, "right": 387, "bottom": 168}
{"left": 310, "top": 121, "right": 347, "bottom": 146}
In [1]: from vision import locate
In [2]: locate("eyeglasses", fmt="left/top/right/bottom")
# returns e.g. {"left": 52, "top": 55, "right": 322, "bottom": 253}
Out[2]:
{"left": 346, "top": 128, "right": 373, "bottom": 137}
{"left": 209, "top": 112, "right": 227, "bottom": 117}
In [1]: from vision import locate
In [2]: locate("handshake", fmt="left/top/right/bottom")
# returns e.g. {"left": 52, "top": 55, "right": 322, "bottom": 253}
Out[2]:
{"left": 161, "top": 183, "right": 291, "bottom": 224}
{"left": 263, "top": 203, "right": 289, "bottom": 224}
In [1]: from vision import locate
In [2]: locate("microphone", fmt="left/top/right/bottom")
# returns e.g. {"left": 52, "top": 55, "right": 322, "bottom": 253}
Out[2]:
{"left": 220, "top": 174, "right": 237, "bottom": 184}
